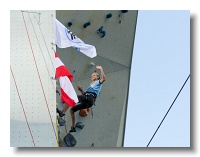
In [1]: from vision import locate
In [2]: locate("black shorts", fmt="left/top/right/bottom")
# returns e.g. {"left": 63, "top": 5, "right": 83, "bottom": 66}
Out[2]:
{"left": 71, "top": 94, "right": 95, "bottom": 112}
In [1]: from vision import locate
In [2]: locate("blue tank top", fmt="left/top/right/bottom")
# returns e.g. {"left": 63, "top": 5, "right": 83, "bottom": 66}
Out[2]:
{"left": 86, "top": 80, "right": 102, "bottom": 96}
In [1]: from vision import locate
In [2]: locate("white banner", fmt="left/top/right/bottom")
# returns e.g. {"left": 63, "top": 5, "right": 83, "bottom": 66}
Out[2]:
{"left": 53, "top": 17, "right": 97, "bottom": 58}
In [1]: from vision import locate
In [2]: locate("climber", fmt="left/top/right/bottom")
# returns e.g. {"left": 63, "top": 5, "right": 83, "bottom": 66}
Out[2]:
{"left": 57, "top": 65, "right": 106, "bottom": 132}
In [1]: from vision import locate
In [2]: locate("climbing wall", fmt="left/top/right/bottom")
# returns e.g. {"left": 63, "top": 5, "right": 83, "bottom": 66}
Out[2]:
{"left": 10, "top": 10, "right": 57, "bottom": 147}
{"left": 56, "top": 10, "right": 138, "bottom": 147}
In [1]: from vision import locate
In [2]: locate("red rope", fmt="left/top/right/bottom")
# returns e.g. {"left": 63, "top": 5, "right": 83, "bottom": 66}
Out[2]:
{"left": 21, "top": 11, "right": 58, "bottom": 144}
{"left": 10, "top": 66, "right": 36, "bottom": 147}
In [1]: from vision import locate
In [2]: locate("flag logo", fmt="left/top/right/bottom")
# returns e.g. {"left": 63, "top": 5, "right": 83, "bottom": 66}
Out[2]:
{"left": 53, "top": 17, "right": 97, "bottom": 58}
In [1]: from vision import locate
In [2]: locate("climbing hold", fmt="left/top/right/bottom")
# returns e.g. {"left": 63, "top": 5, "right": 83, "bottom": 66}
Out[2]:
{"left": 106, "top": 13, "right": 112, "bottom": 19}
{"left": 83, "top": 22, "right": 91, "bottom": 28}
{"left": 64, "top": 133, "right": 77, "bottom": 147}
{"left": 68, "top": 22, "right": 72, "bottom": 27}
{"left": 56, "top": 90, "right": 60, "bottom": 95}
{"left": 97, "top": 26, "right": 106, "bottom": 38}
{"left": 101, "top": 31, "right": 106, "bottom": 38}
{"left": 58, "top": 117, "right": 66, "bottom": 126}
{"left": 90, "top": 62, "right": 95, "bottom": 67}
{"left": 121, "top": 10, "right": 128, "bottom": 13}
{"left": 97, "top": 26, "right": 103, "bottom": 33}
{"left": 75, "top": 122, "right": 85, "bottom": 129}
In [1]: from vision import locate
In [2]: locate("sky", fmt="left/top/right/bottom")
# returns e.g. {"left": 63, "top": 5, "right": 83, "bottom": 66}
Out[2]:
{"left": 1, "top": 0, "right": 199, "bottom": 157}
{"left": 124, "top": 10, "right": 190, "bottom": 147}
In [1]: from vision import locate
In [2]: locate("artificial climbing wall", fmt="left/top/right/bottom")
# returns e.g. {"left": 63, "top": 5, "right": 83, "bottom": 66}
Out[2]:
{"left": 10, "top": 10, "right": 57, "bottom": 147}
{"left": 56, "top": 10, "right": 138, "bottom": 147}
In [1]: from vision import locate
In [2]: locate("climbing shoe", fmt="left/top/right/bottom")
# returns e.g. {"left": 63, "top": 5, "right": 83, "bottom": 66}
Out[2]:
{"left": 56, "top": 108, "right": 65, "bottom": 117}
{"left": 69, "top": 127, "right": 76, "bottom": 133}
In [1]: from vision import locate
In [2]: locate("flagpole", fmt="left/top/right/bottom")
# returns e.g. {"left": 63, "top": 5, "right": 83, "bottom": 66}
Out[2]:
{"left": 72, "top": 70, "right": 79, "bottom": 87}
{"left": 73, "top": 79, "right": 78, "bottom": 86}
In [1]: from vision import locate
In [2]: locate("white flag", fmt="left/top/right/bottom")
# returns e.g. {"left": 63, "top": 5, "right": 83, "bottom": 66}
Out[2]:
{"left": 53, "top": 17, "right": 97, "bottom": 58}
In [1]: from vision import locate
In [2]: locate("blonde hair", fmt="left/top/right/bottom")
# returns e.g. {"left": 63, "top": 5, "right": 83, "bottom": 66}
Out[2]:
{"left": 93, "top": 72, "right": 100, "bottom": 80}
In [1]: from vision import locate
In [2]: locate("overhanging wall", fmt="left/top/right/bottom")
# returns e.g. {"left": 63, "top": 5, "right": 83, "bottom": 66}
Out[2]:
{"left": 56, "top": 10, "right": 138, "bottom": 147}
